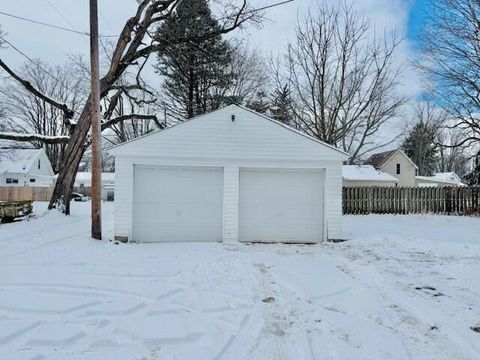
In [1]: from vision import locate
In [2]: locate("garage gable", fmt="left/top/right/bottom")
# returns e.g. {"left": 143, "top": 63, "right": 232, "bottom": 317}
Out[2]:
{"left": 109, "top": 105, "right": 348, "bottom": 162}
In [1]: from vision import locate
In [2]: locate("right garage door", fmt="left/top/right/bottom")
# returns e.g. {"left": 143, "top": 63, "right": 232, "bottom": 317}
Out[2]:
{"left": 238, "top": 168, "right": 324, "bottom": 243}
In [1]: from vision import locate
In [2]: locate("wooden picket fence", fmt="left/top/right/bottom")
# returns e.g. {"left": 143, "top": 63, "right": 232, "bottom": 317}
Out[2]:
{"left": 343, "top": 186, "right": 480, "bottom": 215}
{"left": 0, "top": 186, "right": 97, "bottom": 201}
{"left": 0, "top": 186, "right": 54, "bottom": 201}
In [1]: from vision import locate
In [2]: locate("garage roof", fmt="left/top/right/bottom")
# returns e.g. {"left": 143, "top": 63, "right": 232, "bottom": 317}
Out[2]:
{"left": 343, "top": 165, "right": 398, "bottom": 182}
{"left": 109, "top": 105, "right": 349, "bottom": 160}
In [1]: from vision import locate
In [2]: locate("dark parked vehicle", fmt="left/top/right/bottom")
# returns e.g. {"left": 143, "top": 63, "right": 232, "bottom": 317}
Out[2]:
{"left": 70, "top": 193, "right": 89, "bottom": 202}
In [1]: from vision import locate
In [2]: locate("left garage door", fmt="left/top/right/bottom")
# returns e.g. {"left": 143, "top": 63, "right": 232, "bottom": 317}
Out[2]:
{"left": 132, "top": 165, "right": 224, "bottom": 242}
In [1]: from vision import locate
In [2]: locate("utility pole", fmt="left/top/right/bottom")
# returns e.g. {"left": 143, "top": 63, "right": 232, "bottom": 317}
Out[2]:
{"left": 90, "top": 0, "right": 102, "bottom": 240}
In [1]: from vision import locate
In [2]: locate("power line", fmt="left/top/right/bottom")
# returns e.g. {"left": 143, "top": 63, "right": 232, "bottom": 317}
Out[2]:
{"left": 99, "top": 10, "right": 115, "bottom": 33}
{"left": 248, "top": 0, "right": 295, "bottom": 14}
{"left": 44, "top": 0, "right": 79, "bottom": 31}
{"left": 0, "top": 35, "right": 62, "bottom": 82}
{"left": 215, "top": 0, "right": 295, "bottom": 22}
{"left": 0, "top": 10, "right": 117, "bottom": 38}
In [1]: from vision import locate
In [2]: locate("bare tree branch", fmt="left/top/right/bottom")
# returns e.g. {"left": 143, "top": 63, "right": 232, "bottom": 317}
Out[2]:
{"left": 101, "top": 113, "right": 163, "bottom": 130}
{"left": 0, "top": 59, "right": 75, "bottom": 122}
{"left": 0, "top": 132, "right": 69, "bottom": 144}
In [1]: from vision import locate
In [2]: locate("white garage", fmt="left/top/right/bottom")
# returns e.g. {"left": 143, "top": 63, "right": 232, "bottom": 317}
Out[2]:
{"left": 109, "top": 105, "right": 348, "bottom": 243}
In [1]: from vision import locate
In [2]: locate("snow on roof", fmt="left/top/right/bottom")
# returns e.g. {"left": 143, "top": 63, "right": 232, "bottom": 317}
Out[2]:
{"left": 416, "top": 173, "right": 466, "bottom": 186}
{"left": 0, "top": 148, "right": 42, "bottom": 174}
{"left": 74, "top": 172, "right": 115, "bottom": 181}
{"left": 431, "top": 172, "right": 463, "bottom": 183}
{"left": 342, "top": 165, "right": 398, "bottom": 182}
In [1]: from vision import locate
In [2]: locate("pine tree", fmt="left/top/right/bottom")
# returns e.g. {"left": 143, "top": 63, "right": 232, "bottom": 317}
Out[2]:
{"left": 401, "top": 121, "right": 438, "bottom": 176}
{"left": 245, "top": 91, "right": 270, "bottom": 114}
{"left": 465, "top": 153, "right": 480, "bottom": 185}
{"left": 270, "top": 84, "right": 294, "bottom": 125}
{"left": 154, "top": 0, "right": 232, "bottom": 120}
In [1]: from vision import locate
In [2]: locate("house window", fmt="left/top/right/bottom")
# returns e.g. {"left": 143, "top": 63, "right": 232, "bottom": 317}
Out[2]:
{"left": 38, "top": 159, "right": 41, "bottom": 169}
{"left": 396, "top": 163, "right": 401, "bottom": 175}
{"left": 6, "top": 178, "right": 19, "bottom": 184}
{"left": 30, "top": 178, "right": 36, "bottom": 183}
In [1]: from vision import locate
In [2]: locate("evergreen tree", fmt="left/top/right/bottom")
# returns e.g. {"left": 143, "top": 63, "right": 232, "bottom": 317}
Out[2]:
{"left": 270, "top": 84, "right": 294, "bottom": 125}
{"left": 401, "top": 121, "right": 438, "bottom": 176}
{"left": 154, "top": 0, "right": 232, "bottom": 120}
{"left": 465, "top": 153, "right": 480, "bottom": 185}
{"left": 245, "top": 91, "right": 270, "bottom": 114}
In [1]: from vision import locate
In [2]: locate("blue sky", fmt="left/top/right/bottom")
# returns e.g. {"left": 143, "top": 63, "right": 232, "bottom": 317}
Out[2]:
{"left": 406, "top": 0, "right": 430, "bottom": 42}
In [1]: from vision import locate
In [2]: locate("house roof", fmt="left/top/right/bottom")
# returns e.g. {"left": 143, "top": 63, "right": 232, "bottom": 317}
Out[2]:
{"left": 75, "top": 172, "right": 115, "bottom": 182}
{"left": 342, "top": 165, "right": 398, "bottom": 182}
{"left": 109, "top": 104, "right": 350, "bottom": 158}
{"left": 0, "top": 148, "right": 43, "bottom": 174}
{"left": 55, "top": 172, "right": 115, "bottom": 182}
{"left": 432, "top": 172, "right": 463, "bottom": 183}
{"left": 416, "top": 172, "right": 466, "bottom": 186}
{"left": 365, "top": 149, "right": 419, "bottom": 169}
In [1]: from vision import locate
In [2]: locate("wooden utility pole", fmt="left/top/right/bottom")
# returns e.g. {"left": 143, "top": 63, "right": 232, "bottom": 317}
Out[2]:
{"left": 90, "top": 0, "right": 102, "bottom": 240}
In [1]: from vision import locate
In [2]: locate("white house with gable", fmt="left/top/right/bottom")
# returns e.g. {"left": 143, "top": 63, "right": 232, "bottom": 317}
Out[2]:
{"left": 366, "top": 149, "right": 418, "bottom": 187}
{"left": 109, "top": 105, "right": 348, "bottom": 244}
{"left": 0, "top": 148, "right": 55, "bottom": 187}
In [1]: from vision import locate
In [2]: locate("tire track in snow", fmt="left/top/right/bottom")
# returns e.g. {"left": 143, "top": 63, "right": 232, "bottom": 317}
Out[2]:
{"left": 0, "top": 230, "right": 85, "bottom": 262}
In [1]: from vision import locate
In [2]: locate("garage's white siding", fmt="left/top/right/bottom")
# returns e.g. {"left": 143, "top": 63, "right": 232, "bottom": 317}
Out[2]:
{"left": 325, "top": 164, "right": 343, "bottom": 240}
{"left": 223, "top": 166, "right": 239, "bottom": 243}
{"left": 113, "top": 157, "right": 133, "bottom": 241}
{"left": 111, "top": 107, "right": 345, "bottom": 162}
{"left": 110, "top": 105, "right": 348, "bottom": 243}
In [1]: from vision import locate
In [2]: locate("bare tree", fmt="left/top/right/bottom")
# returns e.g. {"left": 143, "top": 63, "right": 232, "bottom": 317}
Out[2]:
{"left": 420, "top": 0, "right": 480, "bottom": 149}
{"left": 0, "top": 0, "right": 259, "bottom": 214}
{"left": 276, "top": 2, "right": 406, "bottom": 163}
{"left": 437, "top": 127, "right": 471, "bottom": 177}
{"left": 401, "top": 102, "right": 444, "bottom": 176}
{"left": 69, "top": 51, "right": 163, "bottom": 145}
{"left": 0, "top": 60, "right": 87, "bottom": 172}
{"left": 225, "top": 44, "right": 269, "bottom": 104}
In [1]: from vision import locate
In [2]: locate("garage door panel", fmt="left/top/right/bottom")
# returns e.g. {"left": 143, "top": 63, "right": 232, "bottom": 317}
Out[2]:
{"left": 239, "top": 168, "right": 323, "bottom": 243}
{"left": 133, "top": 166, "right": 223, "bottom": 242}
{"left": 134, "top": 203, "right": 221, "bottom": 225}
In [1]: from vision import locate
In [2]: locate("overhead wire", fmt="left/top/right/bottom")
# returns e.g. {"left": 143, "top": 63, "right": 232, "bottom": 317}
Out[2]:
{"left": 0, "top": 34, "right": 80, "bottom": 101}
{"left": 44, "top": 0, "right": 79, "bottom": 32}
{"left": 0, "top": 34, "right": 64, "bottom": 84}
{"left": 0, "top": 10, "right": 118, "bottom": 38}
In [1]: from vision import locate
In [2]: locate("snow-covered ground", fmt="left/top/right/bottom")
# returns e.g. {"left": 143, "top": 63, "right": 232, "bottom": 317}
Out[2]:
{"left": 1, "top": 202, "right": 479, "bottom": 360}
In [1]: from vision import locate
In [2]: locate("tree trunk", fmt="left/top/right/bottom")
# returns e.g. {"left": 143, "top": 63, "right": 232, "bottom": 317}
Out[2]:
{"left": 48, "top": 98, "right": 92, "bottom": 214}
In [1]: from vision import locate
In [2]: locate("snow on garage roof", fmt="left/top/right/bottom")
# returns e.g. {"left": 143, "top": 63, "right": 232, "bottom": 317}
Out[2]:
{"left": 0, "top": 148, "right": 42, "bottom": 174}
{"left": 75, "top": 172, "right": 115, "bottom": 181}
{"left": 431, "top": 172, "right": 465, "bottom": 185}
{"left": 342, "top": 165, "right": 398, "bottom": 182}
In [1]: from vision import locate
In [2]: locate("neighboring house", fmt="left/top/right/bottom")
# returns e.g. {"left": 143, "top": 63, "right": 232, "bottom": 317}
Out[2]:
{"left": 342, "top": 165, "right": 398, "bottom": 187}
{"left": 365, "top": 149, "right": 418, "bottom": 187}
{"left": 109, "top": 104, "right": 348, "bottom": 243}
{"left": 416, "top": 172, "right": 466, "bottom": 187}
{"left": 0, "top": 148, "right": 55, "bottom": 187}
{"left": 73, "top": 172, "right": 115, "bottom": 200}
